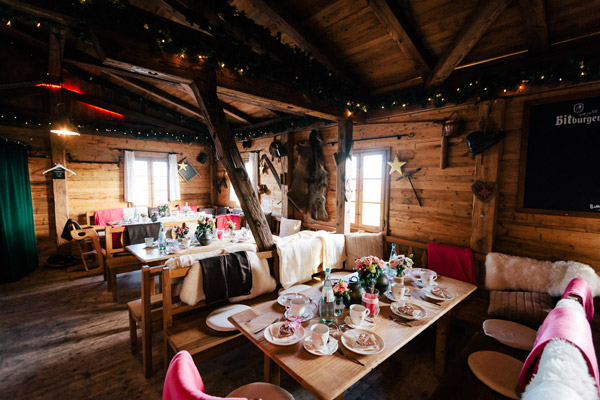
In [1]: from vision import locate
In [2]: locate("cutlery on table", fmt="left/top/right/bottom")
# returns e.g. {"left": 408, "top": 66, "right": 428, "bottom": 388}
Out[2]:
{"left": 388, "top": 316, "right": 412, "bottom": 327}
{"left": 253, "top": 317, "right": 279, "bottom": 334}
{"left": 337, "top": 348, "right": 365, "bottom": 366}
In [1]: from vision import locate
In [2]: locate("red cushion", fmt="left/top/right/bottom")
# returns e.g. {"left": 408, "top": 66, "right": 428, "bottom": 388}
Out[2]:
{"left": 427, "top": 242, "right": 476, "bottom": 284}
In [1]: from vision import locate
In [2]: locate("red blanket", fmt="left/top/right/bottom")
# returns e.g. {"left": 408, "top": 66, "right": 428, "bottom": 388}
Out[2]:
{"left": 426, "top": 243, "right": 476, "bottom": 284}
{"left": 163, "top": 351, "right": 246, "bottom": 400}
{"left": 215, "top": 214, "right": 241, "bottom": 230}
{"left": 94, "top": 208, "right": 124, "bottom": 226}
{"left": 561, "top": 277, "right": 594, "bottom": 322}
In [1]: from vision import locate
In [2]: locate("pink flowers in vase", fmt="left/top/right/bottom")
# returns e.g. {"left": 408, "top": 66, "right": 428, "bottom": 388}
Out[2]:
{"left": 196, "top": 216, "right": 215, "bottom": 232}
{"left": 227, "top": 220, "right": 236, "bottom": 232}
{"left": 388, "top": 254, "right": 414, "bottom": 277}
{"left": 174, "top": 225, "right": 189, "bottom": 239}
{"left": 355, "top": 256, "right": 384, "bottom": 285}
{"left": 333, "top": 279, "right": 350, "bottom": 302}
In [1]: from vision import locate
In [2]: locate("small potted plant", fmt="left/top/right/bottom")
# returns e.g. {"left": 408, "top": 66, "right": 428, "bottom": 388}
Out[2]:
{"left": 388, "top": 254, "right": 414, "bottom": 278}
{"left": 227, "top": 220, "right": 236, "bottom": 235}
{"left": 333, "top": 279, "right": 350, "bottom": 315}
{"left": 355, "top": 255, "right": 384, "bottom": 293}
{"left": 195, "top": 216, "right": 215, "bottom": 246}
{"left": 158, "top": 204, "right": 169, "bottom": 218}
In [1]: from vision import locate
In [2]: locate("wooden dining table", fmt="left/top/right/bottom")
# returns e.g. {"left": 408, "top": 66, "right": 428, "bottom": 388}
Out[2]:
{"left": 126, "top": 239, "right": 255, "bottom": 265}
{"left": 228, "top": 276, "right": 477, "bottom": 400}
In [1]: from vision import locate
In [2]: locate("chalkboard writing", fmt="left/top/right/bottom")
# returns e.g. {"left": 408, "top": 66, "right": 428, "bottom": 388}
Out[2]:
{"left": 518, "top": 91, "right": 600, "bottom": 217}
{"left": 53, "top": 168, "right": 65, "bottom": 179}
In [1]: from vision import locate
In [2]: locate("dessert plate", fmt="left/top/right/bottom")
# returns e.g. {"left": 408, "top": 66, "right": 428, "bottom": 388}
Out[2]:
{"left": 341, "top": 329, "right": 384, "bottom": 355}
{"left": 264, "top": 322, "right": 304, "bottom": 346}
{"left": 422, "top": 286, "right": 456, "bottom": 301}
{"left": 390, "top": 302, "right": 427, "bottom": 320}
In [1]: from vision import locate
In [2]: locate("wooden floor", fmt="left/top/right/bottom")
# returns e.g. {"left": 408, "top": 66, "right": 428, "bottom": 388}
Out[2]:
{"left": 0, "top": 266, "right": 448, "bottom": 400}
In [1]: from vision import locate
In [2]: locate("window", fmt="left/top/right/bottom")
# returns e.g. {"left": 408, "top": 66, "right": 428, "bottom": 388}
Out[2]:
{"left": 348, "top": 150, "right": 387, "bottom": 229}
{"left": 229, "top": 158, "right": 257, "bottom": 205}
{"left": 132, "top": 158, "right": 169, "bottom": 205}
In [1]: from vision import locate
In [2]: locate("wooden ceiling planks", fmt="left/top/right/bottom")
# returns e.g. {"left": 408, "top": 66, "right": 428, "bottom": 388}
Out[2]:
{"left": 545, "top": 0, "right": 600, "bottom": 43}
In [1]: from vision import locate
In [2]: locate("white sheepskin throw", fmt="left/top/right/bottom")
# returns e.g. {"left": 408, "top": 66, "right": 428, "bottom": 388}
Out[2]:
{"left": 522, "top": 338, "right": 599, "bottom": 400}
{"left": 485, "top": 252, "right": 600, "bottom": 296}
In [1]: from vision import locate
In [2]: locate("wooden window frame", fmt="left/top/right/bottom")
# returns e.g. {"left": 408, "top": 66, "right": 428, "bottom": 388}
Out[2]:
{"left": 134, "top": 156, "right": 168, "bottom": 206}
{"left": 349, "top": 148, "right": 390, "bottom": 232}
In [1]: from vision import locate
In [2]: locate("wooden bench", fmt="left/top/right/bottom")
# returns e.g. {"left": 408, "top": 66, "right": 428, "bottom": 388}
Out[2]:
{"left": 161, "top": 249, "right": 279, "bottom": 371}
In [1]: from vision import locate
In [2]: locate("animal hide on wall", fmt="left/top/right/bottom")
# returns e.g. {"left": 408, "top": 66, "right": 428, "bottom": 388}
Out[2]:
{"left": 288, "top": 130, "right": 329, "bottom": 221}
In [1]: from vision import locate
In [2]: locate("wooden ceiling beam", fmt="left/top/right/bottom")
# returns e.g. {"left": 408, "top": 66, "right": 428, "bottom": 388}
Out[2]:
{"left": 245, "top": 0, "right": 359, "bottom": 87}
{"left": 220, "top": 103, "right": 257, "bottom": 125}
{"left": 426, "top": 0, "right": 511, "bottom": 88}
{"left": 366, "top": 0, "right": 431, "bottom": 79}
{"left": 0, "top": 0, "right": 82, "bottom": 28}
{"left": 127, "top": 0, "right": 212, "bottom": 37}
{"left": 518, "top": 0, "right": 549, "bottom": 55}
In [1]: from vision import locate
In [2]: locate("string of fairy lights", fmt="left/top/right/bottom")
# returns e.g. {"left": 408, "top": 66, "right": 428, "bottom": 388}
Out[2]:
{"left": 1, "top": 0, "right": 600, "bottom": 143}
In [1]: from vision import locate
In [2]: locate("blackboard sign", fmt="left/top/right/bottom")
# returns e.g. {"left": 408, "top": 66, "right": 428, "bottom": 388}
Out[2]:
{"left": 178, "top": 159, "right": 198, "bottom": 182}
{"left": 518, "top": 91, "right": 600, "bottom": 217}
{"left": 52, "top": 168, "right": 65, "bottom": 179}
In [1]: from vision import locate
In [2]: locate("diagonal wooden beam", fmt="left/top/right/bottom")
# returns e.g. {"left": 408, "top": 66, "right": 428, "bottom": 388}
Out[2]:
{"left": 245, "top": 0, "right": 360, "bottom": 87}
{"left": 518, "top": 0, "right": 549, "bottom": 55}
{"left": 365, "top": 0, "right": 431, "bottom": 79}
{"left": 426, "top": 0, "right": 512, "bottom": 88}
{"left": 221, "top": 103, "right": 258, "bottom": 125}
{"left": 127, "top": 0, "right": 212, "bottom": 36}
{"left": 188, "top": 67, "right": 274, "bottom": 251}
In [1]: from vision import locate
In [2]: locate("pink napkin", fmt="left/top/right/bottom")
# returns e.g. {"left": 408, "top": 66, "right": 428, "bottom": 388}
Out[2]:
{"left": 426, "top": 243, "right": 476, "bottom": 284}
{"left": 94, "top": 208, "right": 124, "bottom": 226}
{"left": 215, "top": 215, "right": 241, "bottom": 230}
{"left": 518, "top": 306, "right": 599, "bottom": 395}
{"left": 163, "top": 351, "right": 247, "bottom": 400}
{"left": 561, "top": 277, "right": 594, "bottom": 322}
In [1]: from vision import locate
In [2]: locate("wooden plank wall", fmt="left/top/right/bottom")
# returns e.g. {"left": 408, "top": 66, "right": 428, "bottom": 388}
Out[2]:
{"left": 220, "top": 81, "right": 600, "bottom": 271}
{"left": 0, "top": 126, "right": 212, "bottom": 263}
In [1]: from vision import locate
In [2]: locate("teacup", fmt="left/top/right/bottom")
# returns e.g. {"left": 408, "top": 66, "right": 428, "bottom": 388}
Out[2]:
{"left": 391, "top": 283, "right": 409, "bottom": 300}
{"left": 144, "top": 237, "right": 154, "bottom": 247}
{"left": 310, "top": 324, "right": 329, "bottom": 350}
{"left": 349, "top": 304, "right": 370, "bottom": 326}
{"left": 422, "top": 270, "right": 436, "bottom": 287}
{"left": 287, "top": 297, "right": 307, "bottom": 318}
{"left": 182, "top": 238, "right": 191, "bottom": 248}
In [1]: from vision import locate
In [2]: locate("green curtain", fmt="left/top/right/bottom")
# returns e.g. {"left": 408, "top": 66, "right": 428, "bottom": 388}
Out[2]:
{"left": 0, "top": 139, "right": 38, "bottom": 282}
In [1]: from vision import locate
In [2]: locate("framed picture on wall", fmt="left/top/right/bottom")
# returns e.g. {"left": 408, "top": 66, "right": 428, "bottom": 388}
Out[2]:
{"left": 517, "top": 91, "right": 600, "bottom": 217}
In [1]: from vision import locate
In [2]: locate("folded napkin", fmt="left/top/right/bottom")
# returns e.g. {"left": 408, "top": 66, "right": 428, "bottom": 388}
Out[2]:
{"left": 269, "top": 324, "right": 297, "bottom": 343}
{"left": 561, "top": 277, "right": 594, "bottom": 322}
{"left": 345, "top": 331, "right": 380, "bottom": 352}
{"left": 308, "top": 337, "right": 337, "bottom": 355}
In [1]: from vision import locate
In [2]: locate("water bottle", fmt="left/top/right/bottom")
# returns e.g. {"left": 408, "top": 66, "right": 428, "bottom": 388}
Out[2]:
{"left": 389, "top": 243, "right": 397, "bottom": 261}
{"left": 157, "top": 223, "right": 167, "bottom": 254}
{"left": 319, "top": 268, "right": 335, "bottom": 324}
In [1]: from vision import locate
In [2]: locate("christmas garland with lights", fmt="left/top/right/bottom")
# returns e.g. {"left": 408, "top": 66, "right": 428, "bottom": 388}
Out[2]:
{"left": 1, "top": 1, "right": 600, "bottom": 139}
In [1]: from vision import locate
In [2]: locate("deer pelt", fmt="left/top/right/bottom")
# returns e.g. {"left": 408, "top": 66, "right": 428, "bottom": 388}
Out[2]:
{"left": 485, "top": 252, "right": 600, "bottom": 296}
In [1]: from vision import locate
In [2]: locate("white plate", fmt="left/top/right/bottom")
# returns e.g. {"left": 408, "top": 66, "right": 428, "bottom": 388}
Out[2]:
{"left": 341, "top": 329, "right": 384, "bottom": 355}
{"left": 303, "top": 336, "right": 338, "bottom": 356}
{"left": 344, "top": 316, "right": 375, "bottom": 330}
{"left": 422, "top": 286, "right": 455, "bottom": 301}
{"left": 264, "top": 322, "right": 305, "bottom": 346}
{"left": 390, "top": 302, "right": 427, "bottom": 320}
{"left": 407, "top": 268, "right": 437, "bottom": 281}
{"left": 482, "top": 319, "right": 536, "bottom": 351}
{"left": 412, "top": 279, "right": 439, "bottom": 288}
{"left": 384, "top": 291, "right": 412, "bottom": 302}
{"left": 284, "top": 309, "right": 314, "bottom": 322}
{"left": 277, "top": 292, "right": 309, "bottom": 307}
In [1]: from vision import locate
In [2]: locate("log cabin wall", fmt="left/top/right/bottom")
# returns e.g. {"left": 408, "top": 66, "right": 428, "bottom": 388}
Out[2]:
{"left": 0, "top": 126, "right": 212, "bottom": 263}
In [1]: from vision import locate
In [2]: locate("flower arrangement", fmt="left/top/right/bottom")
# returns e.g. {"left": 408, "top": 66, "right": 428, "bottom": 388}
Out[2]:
{"left": 196, "top": 216, "right": 215, "bottom": 232}
{"left": 140, "top": 213, "right": 147, "bottom": 218}
{"left": 227, "top": 220, "right": 236, "bottom": 232}
{"left": 333, "top": 279, "right": 350, "bottom": 302}
{"left": 158, "top": 204, "right": 169, "bottom": 215}
{"left": 174, "top": 225, "right": 189, "bottom": 239}
{"left": 388, "top": 254, "right": 414, "bottom": 277}
{"left": 355, "top": 256, "right": 384, "bottom": 286}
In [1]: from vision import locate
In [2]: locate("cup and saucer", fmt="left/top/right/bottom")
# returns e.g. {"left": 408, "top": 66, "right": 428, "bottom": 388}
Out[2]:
{"left": 384, "top": 290, "right": 412, "bottom": 302}
{"left": 304, "top": 324, "right": 338, "bottom": 356}
{"left": 345, "top": 304, "right": 375, "bottom": 330}
{"left": 284, "top": 297, "right": 313, "bottom": 322}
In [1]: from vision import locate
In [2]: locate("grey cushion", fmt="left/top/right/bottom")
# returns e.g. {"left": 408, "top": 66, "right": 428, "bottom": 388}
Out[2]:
{"left": 488, "top": 291, "right": 553, "bottom": 328}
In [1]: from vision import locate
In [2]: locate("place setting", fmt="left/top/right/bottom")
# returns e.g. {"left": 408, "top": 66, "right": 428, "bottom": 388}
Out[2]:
{"left": 303, "top": 323, "right": 339, "bottom": 356}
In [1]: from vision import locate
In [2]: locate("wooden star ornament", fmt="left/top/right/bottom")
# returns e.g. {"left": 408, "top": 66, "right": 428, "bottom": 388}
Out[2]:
{"left": 178, "top": 161, "right": 188, "bottom": 171}
{"left": 387, "top": 156, "right": 406, "bottom": 175}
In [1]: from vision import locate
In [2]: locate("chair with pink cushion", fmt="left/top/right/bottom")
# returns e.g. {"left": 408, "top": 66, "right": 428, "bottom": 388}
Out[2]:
{"left": 163, "top": 351, "right": 294, "bottom": 400}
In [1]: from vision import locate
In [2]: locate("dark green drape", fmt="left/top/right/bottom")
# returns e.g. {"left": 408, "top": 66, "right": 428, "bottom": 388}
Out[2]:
{"left": 0, "top": 139, "right": 38, "bottom": 282}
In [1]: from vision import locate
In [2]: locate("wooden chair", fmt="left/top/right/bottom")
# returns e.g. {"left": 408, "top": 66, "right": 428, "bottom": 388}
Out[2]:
{"left": 105, "top": 226, "right": 142, "bottom": 301}
{"left": 127, "top": 264, "right": 164, "bottom": 378}
{"left": 161, "top": 250, "right": 279, "bottom": 371}
{"left": 69, "top": 228, "right": 106, "bottom": 279}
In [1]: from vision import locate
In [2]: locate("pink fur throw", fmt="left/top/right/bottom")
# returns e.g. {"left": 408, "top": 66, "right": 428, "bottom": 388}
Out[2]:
{"left": 485, "top": 252, "right": 600, "bottom": 297}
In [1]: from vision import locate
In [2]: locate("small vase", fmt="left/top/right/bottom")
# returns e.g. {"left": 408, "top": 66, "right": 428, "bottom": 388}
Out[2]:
{"left": 375, "top": 274, "right": 389, "bottom": 294}
{"left": 348, "top": 276, "right": 366, "bottom": 306}
{"left": 196, "top": 230, "right": 212, "bottom": 246}
{"left": 334, "top": 297, "right": 344, "bottom": 317}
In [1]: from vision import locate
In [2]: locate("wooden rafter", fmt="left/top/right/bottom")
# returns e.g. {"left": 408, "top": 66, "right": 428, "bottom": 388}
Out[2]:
{"left": 245, "top": 0, "right": 358, "bottom": 86}
{"left": 518, "top": 0, "right": 549, "bottom": 55}
{"left": 188, "top": 67, "right": 274, "bottom": 251}
{"left": 221, "top": 103, "right": 257, "bottom": 125}
{"left": 426, "top": 0, "right": 511, "bottom": 88}
{"left": 127, "top": 0, "right": 212, "bottom": 36}
{"left": 366, "top": 0, "right": 431, "bottom": 79}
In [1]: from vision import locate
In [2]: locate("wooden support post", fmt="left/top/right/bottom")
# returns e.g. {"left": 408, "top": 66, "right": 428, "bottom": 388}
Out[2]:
{"left": 336, "top": 119, "right": 353, "bottom": 234}
{"left": 263, "top": 354, "right": 280, "bottom": 385}
{"left": 281, "top": 133, "right": 294, "bottom": 219}
{"left": 188, "top": 68, "right": 274, "bottom": 251}
{"left": 470, "top": 99, "right": 505, "bottom": 254}
{"left": 208, "top": 147, "right": 217, "bottom": 206}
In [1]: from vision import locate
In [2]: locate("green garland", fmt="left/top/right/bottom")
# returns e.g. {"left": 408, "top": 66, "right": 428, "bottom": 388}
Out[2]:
{"left": 2, "top": 1, "right": 600, "bottom": 138}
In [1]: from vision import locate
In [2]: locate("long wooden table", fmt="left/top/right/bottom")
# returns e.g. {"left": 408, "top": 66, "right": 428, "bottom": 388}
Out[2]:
{"left": 229, "top": 276, "right": 477, "bottom": 400}
{"left": 126, "top": 239, "right": 254, "bottom": 265}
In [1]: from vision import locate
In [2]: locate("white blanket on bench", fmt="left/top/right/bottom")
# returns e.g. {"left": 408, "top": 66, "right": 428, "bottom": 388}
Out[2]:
{"left": 485, "top": 252, "right": 600, "bottom": 296}
{"left": 166, "top": 243, "right": 276, "bottom": 305}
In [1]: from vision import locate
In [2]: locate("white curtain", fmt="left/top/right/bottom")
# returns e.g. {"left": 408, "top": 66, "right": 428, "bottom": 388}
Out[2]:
{"left": 168, "top": 153, "right": 181, "bottom": 201}
{"left": 124, "top": 150, "right": 136, "bottom": 203}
